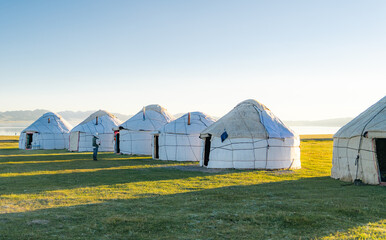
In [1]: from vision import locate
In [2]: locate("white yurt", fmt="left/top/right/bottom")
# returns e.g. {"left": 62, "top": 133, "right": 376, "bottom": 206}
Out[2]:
{"left": 199, "top": 99, "right": 301, "bottom": 169}
{"left": 331, "top": 96, "right": 386, "bottom": 185}
{"left": 118, "top": 104, "right": 175, "bottom": 155}
{"left": 69, "top": 110, "right": 122, "bottom": 152}
{"left": 19, "top": 112, "right": 72, "bottom": 150}
{"left": 152, "top": 112, "right": 216, "bottom": 161}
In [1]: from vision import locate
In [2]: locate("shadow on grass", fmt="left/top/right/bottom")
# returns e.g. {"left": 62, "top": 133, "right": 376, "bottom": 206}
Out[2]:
{"left": 0, "top": 162, "right": 238, "bottom": 195}
{"left": 0, "top": 147, "right": 67, "bottom": 154}
{"left": 0, "top": 176, "right": 385, "bottom": 239}
{"left": 0, "top": 148, "right": 114, "bottom": 159}
{"left": 0, "top": 156, "right": 182, "bottom": 172}
{"left": 0, "top": 147, "right": 242, "bottom": 196}
{"left": 0, "top": 148, "right": 151, "bottom": 161}
{"left": 0, "top": 148, "right": 199, "bottom": 175}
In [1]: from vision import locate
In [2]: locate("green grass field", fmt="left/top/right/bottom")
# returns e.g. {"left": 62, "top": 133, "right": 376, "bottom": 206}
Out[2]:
{"left": 0, "top": 136, "right": 385, "bottom": 239}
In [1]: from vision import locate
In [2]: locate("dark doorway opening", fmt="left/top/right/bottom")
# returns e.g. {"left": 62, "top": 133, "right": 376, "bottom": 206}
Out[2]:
{"left": 26, "top": 133, "right": 33, "bottom": 150}
{"left": 115, "top": 132, "right": 120, "bottom": 153}
{"left": 203, "top": 136, "right": 211, "bottom": 166}
{"left": 154, "top": 135, "right": 159, "bottom": 159}
{"left": 376, "top": 138, "right": 386, "bottom": 182}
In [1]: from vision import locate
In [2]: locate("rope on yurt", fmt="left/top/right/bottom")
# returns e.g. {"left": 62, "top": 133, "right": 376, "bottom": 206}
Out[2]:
{"left": 210, "top": 139, "right": 265, "bottom": 151}
{"left": 100, "top": 118, "right": 106, "bottom": 133}
{"left": 185, "top": 116, "right": 196, "bottom": 161}
{"left": 130, "top": 130, "right": 133, "bottom": 154}
{"left": 55, "top": 115, "right": 69, "bottom": 150}
{"left": 163, "top": 133, "right": 170, "bottom": 160}
{"left": 54, "top": 115, "right": 66, "bottom": 150}
{"left": 185, "top": 116, "right": 200, "bottom": 161}
{"left": 229, "top": 137, "right": 235, "bottom": 169}
{"left": 344, "top": 138, "right": 354, "bottom": 180}
{"left": 147, "top": 112, "right": 157, "bottom": 130}
{"left": 237, "top": 107, "right": 257, "bottom": 168}
{"left": 210, "top": 143, "right": 291, "bottom": 151}
{"left": 354, "top": 105, "right": 386, "bottom": 183}
{"left": 253, "top": 105, "right": 270, "bottom": 169}
{"left": 85, "top": 123, "right": 93, "bottom": 136}
{"left": 174, "top": 119, "right": 178, "bottom": 160}
{"left": 333, "top": 145, "right": 375, "bottom": 153}
{"left": 197, "top": 115, "right": 210, "bottom": 128}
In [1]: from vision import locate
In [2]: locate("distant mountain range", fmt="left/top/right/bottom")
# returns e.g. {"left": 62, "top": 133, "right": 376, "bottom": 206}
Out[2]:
{"left": 0, "top": 109, "right": 353, "bottom": 127}
{"left": 0, "top": 109, "right": 50, "bottom": 122}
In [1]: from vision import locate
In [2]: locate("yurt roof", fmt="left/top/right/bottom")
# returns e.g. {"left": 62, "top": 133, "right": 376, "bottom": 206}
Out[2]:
{"left": 21, "top": 112, "right": 72, "bottom": 134}
{"left": 334, "top": 96, "right": 386, "bottom": 138}
{"left": 160, "top": 111, "right": 215, "bottom": 135}
{"left": 120, "top": 104, "right": 175, "bottom": 131}
{"left": 201, "top": 99, "right": 296, "bottom": 139}
{"left": 71, "top": 110, "right": 122, "bottom": 133}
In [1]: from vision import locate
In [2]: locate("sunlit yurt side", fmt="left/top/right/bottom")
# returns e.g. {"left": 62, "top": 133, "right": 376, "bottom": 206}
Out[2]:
{"left": 153, "top": 112, "right": 216, "bottom": 161}
{"left": 118, "top": 104, "right": 175, "bottom": 155}
{"left": 199, "top": 99, "right": 301, "bottom": 169}
{"left": 19, "top": 112, "right": 72, "bottom": 150}
{"left": 331, "top": 96, "right": 386, "bottom": 185}
{"left": 69, "top": 110, "right": 121, "bottom": 152}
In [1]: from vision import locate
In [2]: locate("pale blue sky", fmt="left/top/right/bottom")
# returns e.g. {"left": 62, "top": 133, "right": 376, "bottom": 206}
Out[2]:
{"left": 0, "top": 0, "right": 385, "bottom": 120}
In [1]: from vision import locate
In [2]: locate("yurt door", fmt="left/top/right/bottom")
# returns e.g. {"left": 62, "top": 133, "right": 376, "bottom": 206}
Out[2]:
{"left": 26, "top": 133, "right": 33, "bottom": 150}
{"left": 154, "top": 135, "right": 159, "bottom": 159}
{"left": 114, "top": 131, "right": 120, "bottom": 154}
{"left": 375, "top": 139, "right": 386, "bottom": 183}
{"left": 203, "top": 136, "right": 211, "bottom": 166}
{"left": 69, "top": 131, "right": 80, "bottom": 151}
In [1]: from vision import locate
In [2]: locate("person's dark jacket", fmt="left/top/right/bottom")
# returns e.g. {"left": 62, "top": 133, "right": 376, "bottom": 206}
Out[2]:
{"left": 92, "top": 136, "right": 98, "bottom": 147}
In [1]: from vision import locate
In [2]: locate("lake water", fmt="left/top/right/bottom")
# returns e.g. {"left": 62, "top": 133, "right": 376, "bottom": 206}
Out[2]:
{"left": 0, "top": 127, "right": 25, "bottom": 136}
{"left": 290, "top": 126, "right": 340, "bottom": 135}
{"left": 0, "top": 126, "right": 340, "bottom": 136}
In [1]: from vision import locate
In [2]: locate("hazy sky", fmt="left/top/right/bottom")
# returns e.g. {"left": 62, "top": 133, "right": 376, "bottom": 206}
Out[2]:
{"left": 0, "top": 0, "right": 385, "bottom": 120}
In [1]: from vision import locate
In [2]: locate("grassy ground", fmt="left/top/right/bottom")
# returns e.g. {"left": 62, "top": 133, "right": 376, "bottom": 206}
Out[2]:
{"left": 0, "top": 137, "right": 385, "bottom": 239}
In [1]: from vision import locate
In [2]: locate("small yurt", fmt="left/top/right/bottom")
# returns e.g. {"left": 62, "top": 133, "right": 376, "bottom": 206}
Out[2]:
{"left": 331, "top": 96, "right": 386, "bottom": 185}
{"left": 199, "top": 99, "right": 301, "bottom": 169}
{"left": 19, "top": 112, "right": 72, "bottom": 150}
{"left": 118, "top": 104, "right": 175, "bottom": 155}
{"left": 69, "top": 110, "right": 122, "bottom": 152}
{"left": 152, "top": 112, "right": 216, "bottom": 161}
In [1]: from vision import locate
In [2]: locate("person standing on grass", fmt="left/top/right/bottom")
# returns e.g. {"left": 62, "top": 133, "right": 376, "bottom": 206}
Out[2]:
{"left": 92, "top": 133, "right": 101, "bottom": 161}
